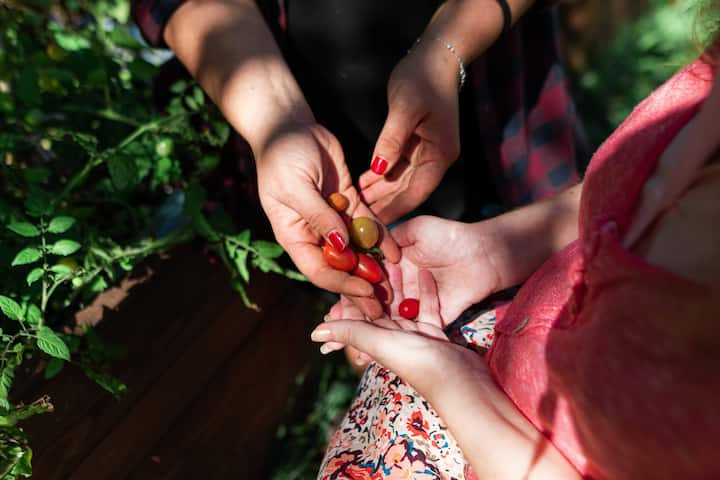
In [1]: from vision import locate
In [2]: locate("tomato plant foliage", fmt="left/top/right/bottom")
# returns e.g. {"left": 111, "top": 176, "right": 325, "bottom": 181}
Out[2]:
{"left": 0, "top": 1, "right": 302, "bottom": 476}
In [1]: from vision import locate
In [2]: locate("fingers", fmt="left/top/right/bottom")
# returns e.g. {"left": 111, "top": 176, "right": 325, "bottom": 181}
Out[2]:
{"left": 388, "top": 217, "right": 421, "bottom": 248}
{"left": 418, "top": 269, "right": 443, "bottom": 328}
{"left": 370, "top": 105, "right": 418, "bottom": 177}
{"left": 293, "top": 182, "right": 350, "bottom": 252}
{"left": 311, "top": 319, "right": 397, "bottom": 363}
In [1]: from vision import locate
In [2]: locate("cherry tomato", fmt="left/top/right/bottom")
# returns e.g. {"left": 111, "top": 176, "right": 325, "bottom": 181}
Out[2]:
{"left": 322, "top": 243, "right": 358, "bottom": 272}
{"left": 353, "top": 253, "right": 382, "bottom": 284}
{"left": 155, "top": 138, "right": 174, "bottom": 157}
{"left": 327, "top": 192, "right": 349, "bottom": 212}
{"left": 349, "top": 217, "right": 379, "bottom": 250}
{"left": 398, "top": 298, "right": 419, "bottom": 320}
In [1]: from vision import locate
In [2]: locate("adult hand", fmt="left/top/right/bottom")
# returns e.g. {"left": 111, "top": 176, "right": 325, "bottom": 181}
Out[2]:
{"left": 256, "top": 123, "right": 400, "bottom": 318}
{"left": 389, "top": 215, "right": 501, "bottom": 324}
{"left": 359, "top": 41, "right": 461, "bottom": 224}
{"left": 313, "top": 270, "right": 487, "bottom": 403}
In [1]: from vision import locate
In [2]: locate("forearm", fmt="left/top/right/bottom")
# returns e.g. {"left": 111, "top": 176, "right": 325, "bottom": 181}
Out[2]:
{"left": 481, "top": 183, "right": 582, "bottom": 290}
{"left": 430, "top": 361, "right": 580, "bottom": 479}
{"left": 420, "top": 0, "right": 537, "bottom": 64}
{"left": 163, "top": 0, "right": 314, "bottom": 155}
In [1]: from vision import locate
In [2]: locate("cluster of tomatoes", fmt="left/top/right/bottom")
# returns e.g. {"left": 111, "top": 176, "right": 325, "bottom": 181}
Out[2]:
{"left": 322, "top": 192, "right": 419, "bottom": 320}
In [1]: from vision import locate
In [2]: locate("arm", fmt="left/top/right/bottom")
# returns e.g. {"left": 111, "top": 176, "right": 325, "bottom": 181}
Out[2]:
{"left": 360, "top": 0, "right": 544, "bottom": 222}
{"left": 163, "top": 0, "right": 312, "bottom": 155}
{"left": 163, "top": 1, "right": 400, "bottom": 315}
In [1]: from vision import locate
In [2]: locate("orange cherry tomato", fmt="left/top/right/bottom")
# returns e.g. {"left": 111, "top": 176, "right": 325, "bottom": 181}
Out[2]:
{"left": 353, "top": 253, "right": 382, "bottom": 284}
{"left": 322, "top": 243, "right": 358, "bottom": 272}
{"left": 327, "top": 192, "right": 349, "bottom": 212}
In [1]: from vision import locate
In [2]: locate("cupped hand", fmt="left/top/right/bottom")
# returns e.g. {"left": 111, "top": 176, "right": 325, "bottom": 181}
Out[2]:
{"left": 255, "top": 123, "right": 400, "bottom": 318}
{"left": 312, "top": 270, "right": 486, "bottom": 402}
{"left": 389, "top": 215, "right": 501, "bottom": 325}
{"left": 359, "top": 41, "right": 461, "bottom": 224}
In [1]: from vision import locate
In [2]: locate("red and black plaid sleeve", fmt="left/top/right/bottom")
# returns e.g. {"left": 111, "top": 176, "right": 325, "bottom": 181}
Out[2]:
{"left": 131, "top": 0, "right": 186, "bottom": 47}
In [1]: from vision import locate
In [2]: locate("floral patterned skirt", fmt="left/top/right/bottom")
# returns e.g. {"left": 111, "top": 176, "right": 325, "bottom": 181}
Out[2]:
{"left": 317, "top": 308, "right": 500, "bottom": 480}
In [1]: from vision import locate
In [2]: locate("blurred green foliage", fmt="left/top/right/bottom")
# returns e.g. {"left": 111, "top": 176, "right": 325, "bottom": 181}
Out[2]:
{"left": 574, "top": 0, "right": 704, "bottom": 150}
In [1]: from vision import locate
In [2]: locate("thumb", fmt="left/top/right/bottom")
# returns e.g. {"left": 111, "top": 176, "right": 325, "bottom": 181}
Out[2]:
{"left": 370, "top": 105, "right": 417, "bottom": 176}
{"left": 294, "top": 184, "right": 349, "bottom": 251}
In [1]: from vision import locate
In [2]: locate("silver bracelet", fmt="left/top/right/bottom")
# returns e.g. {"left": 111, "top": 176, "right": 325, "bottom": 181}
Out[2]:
{"left": 414, "top": 36, "right": 467, "bottom": 90}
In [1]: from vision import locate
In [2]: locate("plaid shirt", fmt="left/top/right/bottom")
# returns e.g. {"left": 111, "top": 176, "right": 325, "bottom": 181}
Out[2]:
{"left": 132, "top": 0, "right": 580, "bottom": 206}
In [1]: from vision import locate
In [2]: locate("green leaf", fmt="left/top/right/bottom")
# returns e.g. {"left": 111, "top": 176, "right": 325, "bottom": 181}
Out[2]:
{"left": 0, "top": 296, "right": 22, "bottom": 321}
{"left": 50, "top": 240, "right": 81, "bottom": 256}
{"left": 36, "top": 327, "right": 70, "bottom": 361}
{"left": 47, "top": 216, "right": 75, "bottom": 234}
{"left": 53, "top": 31, "right": 91, "bottom": 51}
{"left": 43, "top": 358, "right": 64, "bottom": 380}
{"left": 11, "top": 247, "right": 42, "bottom": 266}
{"left": 192, "top": 86, "right": 205, "bottom": 107}
{"left": 26, "top": 268, "right": 44, "bottom": 286}
{"left": 24, "top": 187, "right": 54, "bottom": 218}
{"left": 107, "top": 156, "right": 138, "bottom": 190}
{"left": 0, "top": 365, "right": 15, "bottom": 410}
{"left": 236, "top": 229, "right": 251, "bottom": 245}
{"left": 252, "top": 256, "right": 283, "bottom": 274}
{"left": 81, "top": 367, "right": 127, "bottom": 400}
{"left": 170, "top": 80, "right": 187, "bottom": 93}
{"left": 6, "top": 222, "right": 40, "bottom": 237}
{"left": 185, "top": 96, "right": 199, "bottom": 111}
{"left": 49, "top": 264, "right": 73, "bottom": 275}
{"left": 26, "top": 304, "right": 42, "bottom": 326}
{"left": 252, "top": 240, "right": 284, "bottom": 259}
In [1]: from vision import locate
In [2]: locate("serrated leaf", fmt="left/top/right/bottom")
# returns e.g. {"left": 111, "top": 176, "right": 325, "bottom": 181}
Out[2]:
{"left": 26, "top": 268, "right": 43, "bottom": 286}
{"left": 252, "top": 256, "right": 283, "bottom": 274}
{"left": 185, "top": 96, "right": 199, "bottom": 111}
{"left": 236, "top": 229, "right": 251, "bottom": 245}
{"left": 36, "top": 327, "right": 70, "bottom": 360}
{"left": 107, "top": 156, "right": 137, "bottom": 190}
{"left": 82, "top": 367, "right": 127, "bottom": 399}
{"left": 11, "top": 247, "right": 42, "bottom": 266}
{"left": 252, "top": 240, "right": 284, "bottom": 259}
{"left": 44, "top": 358, "right": 65, "bottom": 380}
{"left": 24, "top": 187, "right": 54, "bottom": 218}
{"left": 50, "top": 240, "right": 81, "bottom": 256}
{"left": 0, "top": 296, "right": 22, "bottom": 321}
{"left": 26, "top": 304, "right": 42, "bottom": 325}
{"left": 6, "top": 222, "right": 40, "bottom": 237}
{"left": 47, "top": 216, "right": 75, "bottom": 234}
{"left": 0, "top": 365, "right": 15, "bottom": 408}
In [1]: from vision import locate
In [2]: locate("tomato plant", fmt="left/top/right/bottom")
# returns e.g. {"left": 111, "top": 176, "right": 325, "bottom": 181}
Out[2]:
{"left": 0, "top": 2, "right": 304, "bottom": 477}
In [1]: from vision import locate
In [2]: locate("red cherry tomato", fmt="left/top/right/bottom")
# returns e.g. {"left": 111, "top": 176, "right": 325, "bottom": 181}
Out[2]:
{"left": 398, "top": 298, "right": 419, "bottom": 320}
{"left": 322, "top": 243, "right": 358, "bottom": 272}
{"left": 353, "top": 253, "right": 383, "bottom": 284}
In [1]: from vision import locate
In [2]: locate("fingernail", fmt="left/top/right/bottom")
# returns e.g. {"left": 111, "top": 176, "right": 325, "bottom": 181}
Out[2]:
{"left": 328, "top": 231, "right": 346, "bottom": 251}
{"left": 311, "top": 328, "right": 332, "bottom": 342}
{"left": 320, "top": 343, "right": 334, "bottom": 355}
{"left": 371, "top": 155, "right": 388, "bottom": 175}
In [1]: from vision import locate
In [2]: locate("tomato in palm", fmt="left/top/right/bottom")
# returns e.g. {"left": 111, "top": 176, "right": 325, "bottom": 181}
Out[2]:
{"left": 349, "top": 217, "right": 379, "bottom": 249}
{"left": 353, "top": 253, "right": 383, "bottom": 284}
{"left": 322, "top": 243, "right": 358, "bottom": 272}
{"left": 398, "top": 298, "right": 419, "bottom": 320}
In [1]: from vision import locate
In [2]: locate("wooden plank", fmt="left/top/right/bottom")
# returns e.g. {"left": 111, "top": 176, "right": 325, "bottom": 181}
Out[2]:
{"left": 125, "top": 285, "right": 322, "bottom": 480}
{"left": 19, "top": 246, "right": 286, "bottom": 479}
{"left": 66, "top": 274, "right": 305, "bottom": 479}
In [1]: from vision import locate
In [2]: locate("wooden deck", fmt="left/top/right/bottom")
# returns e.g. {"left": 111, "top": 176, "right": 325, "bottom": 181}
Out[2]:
{"left": 16, "top": 246, "right": 326, "bottom": 479}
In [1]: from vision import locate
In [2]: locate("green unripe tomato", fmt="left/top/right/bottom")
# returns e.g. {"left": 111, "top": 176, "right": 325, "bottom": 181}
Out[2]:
{"left": 155, "top": 138, "right": 174, "bottom": 157}
{"left": 349, "top": 217, "right": 379, "bottom": 250}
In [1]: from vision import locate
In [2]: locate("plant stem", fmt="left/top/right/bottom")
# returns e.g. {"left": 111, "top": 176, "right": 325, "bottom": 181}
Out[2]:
{"left": 58, "top": 112, "right": 186, "bottom": 201}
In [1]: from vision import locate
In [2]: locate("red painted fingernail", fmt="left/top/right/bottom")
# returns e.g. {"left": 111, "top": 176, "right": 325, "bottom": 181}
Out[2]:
{"left": 371, "top": 155, "right": 388, "bottom": 175}
{"left": 328, "top": 231, "right": 346, "bottom": 251}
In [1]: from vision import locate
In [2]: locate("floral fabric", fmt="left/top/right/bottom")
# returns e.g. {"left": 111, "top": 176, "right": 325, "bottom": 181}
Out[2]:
{"left": 317, "top": 310, "right": 498, "bottom": 479}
